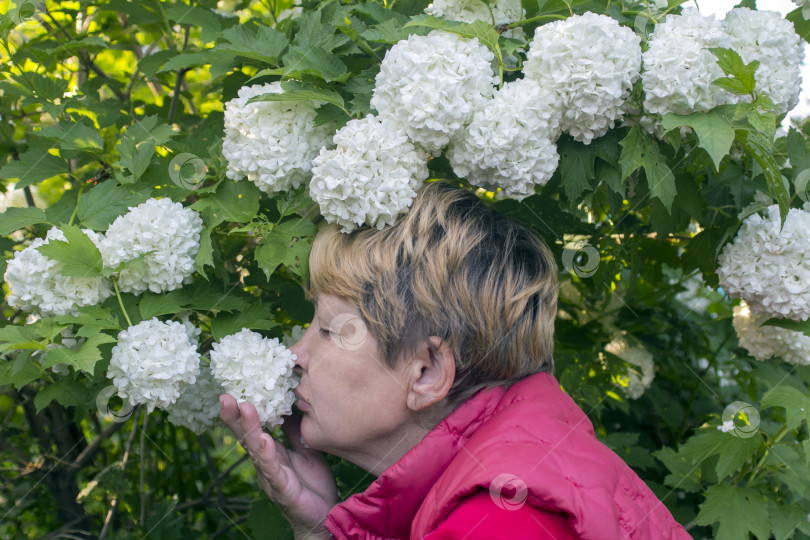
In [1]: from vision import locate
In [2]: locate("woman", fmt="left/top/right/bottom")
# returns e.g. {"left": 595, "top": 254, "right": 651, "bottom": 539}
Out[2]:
{"left": 220, "top": 182, "right": 690, "bottom": 539}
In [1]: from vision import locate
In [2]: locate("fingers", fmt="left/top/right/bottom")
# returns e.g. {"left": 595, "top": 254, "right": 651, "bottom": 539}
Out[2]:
{"left": 219, "top": 393, "right": 246, "bottom": 441}
{"left": 282, "top": 409, "right": 310, "bottom": 453}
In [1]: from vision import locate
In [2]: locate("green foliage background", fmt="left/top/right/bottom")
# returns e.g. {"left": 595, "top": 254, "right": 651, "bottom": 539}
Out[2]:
{"left": 1, "top": 0, "right": 809, "bottom": 538}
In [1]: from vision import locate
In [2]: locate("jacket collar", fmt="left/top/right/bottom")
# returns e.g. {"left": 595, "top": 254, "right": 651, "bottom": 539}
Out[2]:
{"left": 325, "top": 379, "right": 512, "bottom": 538}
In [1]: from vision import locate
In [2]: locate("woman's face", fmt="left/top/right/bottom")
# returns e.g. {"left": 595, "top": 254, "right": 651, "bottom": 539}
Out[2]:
{"left": 289, "top": 294, "right": 412, "bottom": 461}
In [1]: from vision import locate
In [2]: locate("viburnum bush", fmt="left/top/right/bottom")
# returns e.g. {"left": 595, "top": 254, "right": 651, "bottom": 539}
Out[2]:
{"left": 1, "top": 0, "right": 810, "bottom": 537}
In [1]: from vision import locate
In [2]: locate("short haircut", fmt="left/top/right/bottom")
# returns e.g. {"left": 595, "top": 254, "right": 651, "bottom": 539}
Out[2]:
{"left": 307, "top": 182, "right": 558, "bottom": 404}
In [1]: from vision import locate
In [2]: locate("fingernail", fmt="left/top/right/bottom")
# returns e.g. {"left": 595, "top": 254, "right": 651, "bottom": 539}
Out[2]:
{"left": 259, "top": 436, "right": 266, "bottom": 449}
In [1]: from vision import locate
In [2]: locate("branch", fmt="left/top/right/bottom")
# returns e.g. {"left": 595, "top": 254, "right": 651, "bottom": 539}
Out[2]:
{"left": 0, "top": 433, "right": 31, "bottom": 466}
{"left": 168, "top": 25, "right": 192, "bottom": 123}
{"left": 36, "top": 11, "right": 127, "bottom": 102}
{"left": 98, "top": 408, "right": 141, "bottom": 540}
{"left": 70, "top": 420, "right": 125, "bottom": 470}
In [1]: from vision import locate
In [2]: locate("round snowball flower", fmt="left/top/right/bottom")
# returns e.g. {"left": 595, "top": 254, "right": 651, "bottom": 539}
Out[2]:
{"left": 4, "top": 227, "right": 113, "bottom": 317}
{"left": 100, "top": 198, "right": 203, "bottom": 295}
{"left": 210, "top": 329, "right": 298, "bottom": 427}
{"left": 310, "top": 115, "right": 429, "bottom": 233}
{"left": 733, "top": 303, "right": 810, "bottom": 366}
{"left": 723, "top": 8, "right": 804, "bottom": 116}
{"left": 165, "top": 365, "right": 222, "bottom": 434}
{"left": 107, "top": 318, "right": 202, "bottom": 412}
{"left": 523, "top": 12, "right": 641, "bottom": 144}
{"left": 605, "top": 337, "right": 655, "bottom": 399}
{"left": 448, "top": 78, "right": 562, "bottom": 198}
{"left": 425, "top": 0, "right": 524, "bottom": 39}
{"left": 642, "top": 8, "right": 735, "bottom": 117}
{"left": 371, "top": 31, "right": 497, "bottom": 155}
{"left": 222, "top": 82, "right": 334, "bottom": 193}
{"left": 717, "top": 204, "right": 810, "bottom": 321}
{"left": 426, "top": 0, "right": 522, "bottom": 25}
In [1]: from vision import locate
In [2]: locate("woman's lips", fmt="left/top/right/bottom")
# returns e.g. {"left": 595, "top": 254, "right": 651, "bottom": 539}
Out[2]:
{"left": 295, "top": 391, "right": 311, "bottom": 412}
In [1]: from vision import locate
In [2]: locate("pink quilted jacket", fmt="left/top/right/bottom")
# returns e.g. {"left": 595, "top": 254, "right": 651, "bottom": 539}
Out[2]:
{"left": 325, "top": 372, "right": 691, "bottom": 539}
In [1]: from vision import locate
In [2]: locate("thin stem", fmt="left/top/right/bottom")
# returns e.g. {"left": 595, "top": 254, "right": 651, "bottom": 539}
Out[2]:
{"left": 508, "top": 14, "right": 567, "bottom": 28}
{"left": 746, "top": 424, "right": 789, "bottom": 486}
{"left": 113, "top": 280, "right": 133, "bottom": 327}
{"left": 67, "top": 186, "right": 84, "bottom": 226}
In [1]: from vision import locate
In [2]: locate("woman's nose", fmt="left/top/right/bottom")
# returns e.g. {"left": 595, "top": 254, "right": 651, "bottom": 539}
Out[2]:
{"left": 289, "top": 334, "right": 307, "bottom": 372}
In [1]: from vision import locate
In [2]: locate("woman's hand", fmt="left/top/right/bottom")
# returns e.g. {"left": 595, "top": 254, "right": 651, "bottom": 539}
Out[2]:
{"left": 219, "top": 394, "right": 338, "bottom": 539}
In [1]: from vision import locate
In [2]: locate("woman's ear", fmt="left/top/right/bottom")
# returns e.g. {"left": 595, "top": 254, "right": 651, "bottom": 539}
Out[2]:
{"left": 405, "top": 337, "right": 456, "bottom": 412}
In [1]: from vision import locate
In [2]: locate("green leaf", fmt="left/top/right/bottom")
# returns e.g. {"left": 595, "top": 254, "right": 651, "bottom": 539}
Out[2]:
{"left": 0, "top": 326, "right": 48, "bottom": 353}
{"left": 0, "top": 358, "right": 42, "bottom": 389}
{"left": 715, "top": 433, "right": 761, "bottom": 481}
{"left": 195, "top": 224, "right": 215, "bottom": 276}
{"left": 661, "top": 109, "right": 735, "bottom": 170}
{"left": 165, "top": 3, "right": 222, "bottom": 43}
{"left": 157, "top": 50, "right": 236, "bottom": 75}
{"left": 36, "top": 225, "right": 104, "bottom": 278}
{"left": 768, "top": 500, "right": 809, "bottom": 540}
{"left": 619, "top": 127, "right": 677, "bottom": 210}
{"left": 558, "top": 137, "right": 594, "bottom": 201}
{"left": 0, "top": 141, "right": 68, "bottom": 190}
{"left": 362, "top": 19, "right": 424, "bottom": 43}
{"left": 35, "top": 380, "right": 88, "bottom": 412}
{"left": 216, "top": 24, "right": 288, "bottom": 65}
{"left": 405, "top": 16, "right": 502, "bottom": 63}
{"left": 709, "top": 47, "right": 758, "bottom": 95}
{"left": 191, "top": 180, "right": 261, "bottom": 223}
{"left": 179, "top": 281, "right": 251, "bottom": 312}
{"left": 40, "top": 333, "right": 117, "bottom": 374}
{"left": 0, "top": 207, "right": 49, "bottom": 236}
{"left": 139, "top": 290, "right": 188, "bottom": 320}
{"left": 738, "top": 130, "right": 791, "bottom": 226}
{"left": 77, "top": 181, "right": 151, "bottom": 231}
{"left": 282, "top": 46, "right": 349, "bottom": 83}
{"left": 247, "top": 81, "right": 346, "bottom": 112}
{"left": 254, "top": 218, "right": 317, "bottom": 279}
{"left": 128, "top": 116, "right": 176, "bottom": 146}
{"left": 211, "top": 301, "right": 279, "bottom": 340}
{"left": 51, "top": 306, "right": 122, "bottom": 336}
{"left": 37, "top": 122, "right": 104, "bottom": 152}
{"left": 115, "top": 137, "right": 155, "bottom": 183}
{"left": 761, "top": 385, "right": 809, "bottom": 431}
{"left": 696, "top": 484, "right": 771, "bottom": 540}
{"left": 763, "top": 317, "right": 810, "bottom": 337}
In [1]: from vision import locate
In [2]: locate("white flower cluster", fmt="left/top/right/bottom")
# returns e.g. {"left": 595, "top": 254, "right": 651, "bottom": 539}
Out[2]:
{"left": 733, "top": 303, "right": 810, "bottom": 366}
{"left": 107, "top": 318, "right": 202, "bottom": 412}
{"left": 642, "top": 8, "right": 802, "bottom": 120}
{"left": 282, "top": 324, "right": 306, "bottom": 348}
{"left": 524, "top": 12, "right": 641, "bottom": 144}
{"left": 426, "top": 0, "right": 522, "bottom": 26}
{"left": 448, "top": 79, "right": 561, "bottom": 198}
{"left": 371, "top": 31, "right": 497, "bottom": 155}
{"left": 310, "top": 115, "right": 429, "bottom": 233}
{"left": 605, "top": 337, "right": 655, "bottom": 399}
{"left": 222, "top": 82, "right": 333, "bottom": 193}
{"left": 4, "top": 227, "right": 113, "bottom": 317}
{"left": 717, "top": 204, "right": 810, "bottom": 321}
{"left": 210, "top": 329, "right": 298, "bottom": 427}
{"left": 674, "top": 274, "right": 713, "bottom": 315}
{"left": 166, "top": 365, "right": 223, "bottom": 434}
{"left": 723, "top": 8, "right": 804, "bottom": 116}
{"left": 100, "top": 198, "right": 203, "bottom": 295}
{"left": 642, "top": 8, "right": 734, "bottom": 117}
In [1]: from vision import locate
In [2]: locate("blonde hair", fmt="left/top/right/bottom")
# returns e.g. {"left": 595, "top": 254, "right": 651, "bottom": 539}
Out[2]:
{"left": 307, "top": 182, "right": 558, "bottom": 404}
